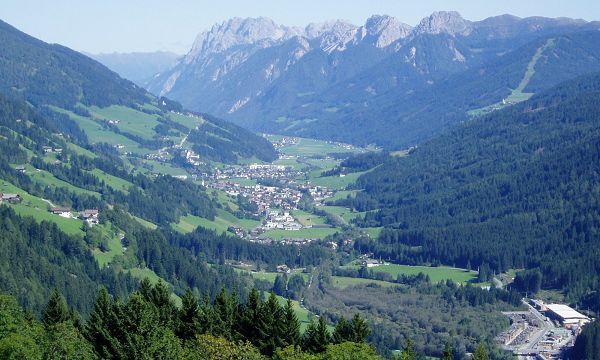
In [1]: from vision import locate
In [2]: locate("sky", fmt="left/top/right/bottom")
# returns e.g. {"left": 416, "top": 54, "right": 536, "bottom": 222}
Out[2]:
{"left": 2, "top": 0, "right": 599, "bottom": 54}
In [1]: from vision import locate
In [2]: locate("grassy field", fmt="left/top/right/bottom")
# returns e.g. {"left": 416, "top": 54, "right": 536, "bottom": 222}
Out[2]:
{"left": 330, "top": 276, "right": 398, "bottom": 289}
{"left": 92, "top": 225, "right": 124, "bottom": 268}
{"left": 27, "top": 165, "right": 101, "bottom": 198}
{"left": 327, "top": 190, "right": 359, "bottom": 202}
{"left": 270, "top": 136, "right": 365, "bottom": 157}
{"left": 133, "top": 215, "right": 158, "bottom": 230}
{"left": 89, "top": 105, "right": 162, "bottom": 140}
{"left": 321, "top": 205, "right": 365, "bottom": 224}
{"left": 168, "top": 112, "right": 205, "bottom": 130}
{"left": 308, "top": 171, "right": 366, "bottom": 190}
{"left": 238, "top": 270, "right": 310, "bottom": 284}
{"left": 228, "top": 177, "right": 258, "bottom": 186}
{"left": 141, "top": 160, "right": 188, "bottom": 177}
{"left": 54, "top": 107, "right": 152, "bottom": 155}
{"left": 361, "top": 227, "right": 383, "bottom": 239}
{"left": 291, "top": 209, "right": 327, "bottom": 227}
{"left": 342, "top": 263, "right": 477, "bottom": 284}
{"left": 172, "top": 209, "right": 260, "bottom": 235}
{"left": 264, "top": 227, "right": 338, "bottom": 240}
{"left": 89, "top": 169, "right": 134, "bottom": 193}
{"left": 0, "top": 179, "right": 85, "bottom": 237}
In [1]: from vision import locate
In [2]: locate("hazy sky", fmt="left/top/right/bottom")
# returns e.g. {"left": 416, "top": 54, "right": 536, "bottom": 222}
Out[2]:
{"left": 3, "top": 0, "right": 599, "bottom": 54}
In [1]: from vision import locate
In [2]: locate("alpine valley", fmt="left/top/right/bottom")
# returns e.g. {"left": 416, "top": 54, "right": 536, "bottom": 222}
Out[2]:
{"left": 0, "top": 7, "right": 599, "bottom": 360}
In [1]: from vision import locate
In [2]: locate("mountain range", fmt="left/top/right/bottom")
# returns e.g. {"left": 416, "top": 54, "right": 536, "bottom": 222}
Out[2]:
{"left": 145, "top": 12, "right": 600, "bottom": 148}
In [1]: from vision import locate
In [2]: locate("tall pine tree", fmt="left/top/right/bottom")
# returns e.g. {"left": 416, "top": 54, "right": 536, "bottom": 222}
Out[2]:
{"left": 42, "top": 289, "right": 69, "bottom": 328}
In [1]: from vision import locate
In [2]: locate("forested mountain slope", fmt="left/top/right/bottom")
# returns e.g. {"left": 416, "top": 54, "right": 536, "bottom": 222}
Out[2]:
{"left": 0, "top": 20, "right": 291, "bottom": 314}
{"left": 0, "top": 19, "right": 276, "bottom": 164}
{"left": 339, "top": 73, "right": 600, "bottom": 309}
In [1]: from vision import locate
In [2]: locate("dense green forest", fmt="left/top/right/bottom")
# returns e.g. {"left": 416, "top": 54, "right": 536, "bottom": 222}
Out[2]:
{"left": 337, "top": 72, "right": 600, "bottom": 310}
{"left": 572, "top": 321, "right": 600, "bottom": 360}
{"left": 0, "top": 282, "right": 391, "bottom": 359}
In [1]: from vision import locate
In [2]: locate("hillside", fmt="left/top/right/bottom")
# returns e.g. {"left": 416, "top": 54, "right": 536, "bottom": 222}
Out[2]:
{"left": 0, "top": 19, "right": 276, "bottom": 164}
{"left": 335, "top": 72, "right": 600, "bottom": 310}
{"left": 0, "top": 19, "right": 290, "bottom": 314}
{"left": 146, "top": 13, "right": 600, "bottom": 148}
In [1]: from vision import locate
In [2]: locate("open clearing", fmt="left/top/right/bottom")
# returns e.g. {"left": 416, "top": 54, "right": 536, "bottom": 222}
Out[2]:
{"left": 342, "top": 263, "right": 478, "bottom": 284}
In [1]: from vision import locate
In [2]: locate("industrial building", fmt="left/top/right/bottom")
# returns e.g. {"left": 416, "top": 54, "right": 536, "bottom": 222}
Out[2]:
{"left": 544, "top": 304, "right": 590, "bottom": 328}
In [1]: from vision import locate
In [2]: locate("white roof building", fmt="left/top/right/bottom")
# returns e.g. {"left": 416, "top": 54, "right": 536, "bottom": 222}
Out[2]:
{"left": 545, "top": 304, "right": 590, "bottom": 325}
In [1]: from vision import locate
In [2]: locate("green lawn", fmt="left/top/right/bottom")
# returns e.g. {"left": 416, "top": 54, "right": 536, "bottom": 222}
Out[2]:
{"left": 27, "top": 165, "right": 101, "bottom": 198}
{"left": 0, "top": 179, "right": 85, "bottom": 237}
{"left": 89, "top": 105, "right": 161, "bottom": 140}
{"left": 342, "top": 263, "right": 477, "bottom": 284}
{"left": 228, "top": 177, "right": 258, "bottom": 186}
{"left": 52, "top": 106, "right": 150, "bottom": 154}
{"left": 264, "top": 227, "right": 339, "bottom": 240}
{"left": 327, "top": 190, "right": 360, "bottom": 202}
{"left": 291, "top": 209, "right": 327, "bottom": 227}
{"left": 321, "top": 205, "right": 365, "bottom": 224}
{"left": 362, "top": 227, "right": 383, "bottom": 239}
{"left": 172, "top": 209, "right": 260, "bottom": 235}
{"left": 271, "top": 137, "right": 365, "bottom": 157}
{"left": 92, "top": 225, "right": 124, "bottom": 268}
{"left": 132, "top": 215, "right": 158, "bottom": 230}
{"left": 308, "top": 171, "right": 366, "bottom": 190}
{"left": 89, "top": 169, "right": 134, "bottom": 193}
{"left": 330, "top": 276, "right": 397, "bottom": 289}
{"left": 168, "top": 112, "right": 205, "bottom": 130}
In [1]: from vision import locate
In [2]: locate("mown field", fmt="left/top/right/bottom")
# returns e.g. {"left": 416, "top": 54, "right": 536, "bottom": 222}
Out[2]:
{"left": 0, "top": 179, "right": 85, "bottom": 237}
{"left": 172, "top": 209, "right": 260, "bottom": 235}
{"left": 264, "top": 227, "right": 339, "bottom": 240}
{"left": 341, "top": 263, "right": 478, "bottom": 284}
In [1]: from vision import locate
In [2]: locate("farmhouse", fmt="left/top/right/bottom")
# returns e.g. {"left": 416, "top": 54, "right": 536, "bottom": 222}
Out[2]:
{"left": 0, "top": 193, "right": 22, "bottom": 203}
{"left": 51, "top": 207, "right": 72, "bottom": 218}
{"left": 15, "top": 165, "right": 26, "bottom": 174}
{"left": 276, "top": 264, "right": 291, "bottom": 274}
{"left": 361, "top": 258, "right": 383, "bottom": 268}
{"left": 81, "top": 209, "right": 99, "bottom": 225}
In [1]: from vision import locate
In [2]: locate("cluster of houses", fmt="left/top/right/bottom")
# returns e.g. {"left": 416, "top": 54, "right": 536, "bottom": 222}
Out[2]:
{"left": 212, "top": 164, "right": 300, "bottom": 182}
{"left": 182, "top": 150, "right": 202, "bottom": 167}
{"left": 42, "top": 146, "right": 63, "bottom": 154}
{"left": 209, "top": 181, "right": 303, "bottom": 214}
{"left": 298, "top": 184, "right": 334, "bottom": 205}
{"left": 49, "top": 207, "right": 100, "bottom": 225}
{"left": 263, "top": 210, "right": 302, "bottom": 231}
{"left": 269, "top": 136, "right": 299, "bottom": 150}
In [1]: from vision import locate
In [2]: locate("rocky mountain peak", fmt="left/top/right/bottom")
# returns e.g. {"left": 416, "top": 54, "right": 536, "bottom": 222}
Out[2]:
{"left": 414, "top": 11, "right": 472, "bottom": 36}
{"left": 364, "top": 15, "right": 412, "bottom": 48}
{"left": 184, "top": 17, "right": 300, "bottom": 63}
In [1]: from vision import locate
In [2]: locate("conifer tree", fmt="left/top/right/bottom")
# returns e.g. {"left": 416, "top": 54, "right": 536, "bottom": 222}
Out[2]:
{"left": 85, "top": 288, "right": 123, "bottom": 359}
{"left": 332, "top": 317, "right": 353, "bottom": 344}
{"left": 350, "top": 313, "right": 369, "bottom": 343}
{"left": 473, "top": 343, "right": 489, "bottom": 360}
{"left": 302, "top": 316, "right": 330, "bottom": 353}
{"left": 442, "top": 341, "right": 453, "bottom": 360}
{"left": 282, "top": 298, "right": 300, "bottom": 347}
{"left": 177, "top": 288, "right": 202, "bottom": 340}
{"left": 42, "top": 289, "right": 69, "bottom": 327}
{"left": 400, "top": 338, "right": 416, "bottom": 360}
